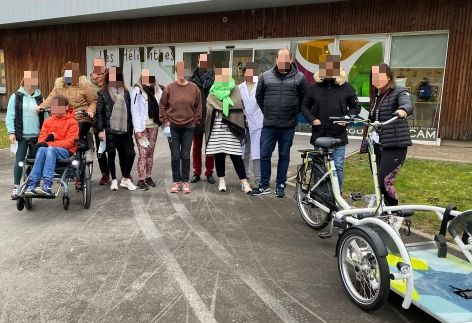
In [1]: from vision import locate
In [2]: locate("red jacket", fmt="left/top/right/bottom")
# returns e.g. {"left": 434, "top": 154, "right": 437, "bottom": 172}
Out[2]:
{"left": 38, "top": 109, "right": 79, "bottom": 154}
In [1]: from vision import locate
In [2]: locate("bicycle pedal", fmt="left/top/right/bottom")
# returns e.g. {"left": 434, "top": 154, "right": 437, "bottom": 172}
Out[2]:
{"left": 318, "top": 232, "right": 332, "bottom": 239}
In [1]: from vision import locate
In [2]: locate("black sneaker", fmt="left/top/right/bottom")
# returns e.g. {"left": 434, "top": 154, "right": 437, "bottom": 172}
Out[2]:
{"left": 275, "top": 184, "right": 286, "bottom": 198}
{"left": 251, "top": 186, "right": 271, "bottom": 196}
{"left": 137, "top": 180, "right": 149, "bottom": 191}
{"left": 206, "top": 175, "right": 215, "bottom": 184}
{"left": 145, "top": 177, "right": 157, "bottom": 187}
{"left": 190, "top": 175, "right": 201, "bottom": 183}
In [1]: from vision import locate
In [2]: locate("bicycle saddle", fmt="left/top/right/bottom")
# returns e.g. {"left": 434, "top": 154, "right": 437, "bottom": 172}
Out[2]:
{"left": 314, "top": 137, "right": 342, "bottom": 149}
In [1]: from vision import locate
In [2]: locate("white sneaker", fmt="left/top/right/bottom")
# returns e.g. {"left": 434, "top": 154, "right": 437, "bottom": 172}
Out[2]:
{"left": 218, "top": 179, "right": 226, "bottom": 192}
{"left": 110, "top": 179, "right": 118, "bottom": 191}
{"left": 240, "top": 180, "right": 252, "bottom": 194}
{"left": 120, "top": 178, "right": 137, "bottom": 191}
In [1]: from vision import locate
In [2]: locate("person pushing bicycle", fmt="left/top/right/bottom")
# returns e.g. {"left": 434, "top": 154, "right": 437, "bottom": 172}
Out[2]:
{"left": 301, "top": 54, "right": 361, "bottom": 192}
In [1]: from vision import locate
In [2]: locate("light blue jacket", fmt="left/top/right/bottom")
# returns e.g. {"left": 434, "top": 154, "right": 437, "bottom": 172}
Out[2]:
{"left": 5, "top": 87, "right": 42, "bottom": 138}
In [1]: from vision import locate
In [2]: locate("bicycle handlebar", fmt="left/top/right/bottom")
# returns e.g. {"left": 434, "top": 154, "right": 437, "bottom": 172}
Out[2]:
{"left": 329, "top": 114, "right": 400, "bottom": 128}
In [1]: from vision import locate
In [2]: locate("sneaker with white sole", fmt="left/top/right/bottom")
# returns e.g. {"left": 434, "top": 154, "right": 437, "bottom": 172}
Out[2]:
{"left": 11, "top": 186, "right": 19, "bottom": 200}
{"left": 110, "top": 179, "right": 118, "bottom": 191}
{"left": 120, "top": 177, "right": 137, "bottom": 190}
{"left": 182, "top": 182, "right": 191, "bottom": 194}
{"left": 170, "top": 182, "right": 181, "bottom": 193}
{"left": 251, "top": 185, "right": 271, "bottom": 196}
{"left": 240, "top": 180, "right": 252, "bottom": 194}
{"left": 218, "top": 179, "right": 226, "bottom": 192}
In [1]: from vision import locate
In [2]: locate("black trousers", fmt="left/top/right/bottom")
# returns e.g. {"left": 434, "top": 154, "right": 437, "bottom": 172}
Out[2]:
{"left": 168, "top": 125, "right": 194, "bottom": 182}
{"left": 374, "top": 145, "right": 407, "bottom": 206}
{"left": 108, "top": 133, "right": 135, "bottom": 179}
{"left": 94, "top": 131, "right": 109, "bottom": 176}
{"left": 214, "top": 153, "right": 247, "bottom": 180}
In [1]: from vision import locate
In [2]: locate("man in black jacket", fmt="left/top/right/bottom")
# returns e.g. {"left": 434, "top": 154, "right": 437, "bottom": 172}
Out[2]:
{"left": 252, "top": 48, "right": 307, "bottom": 198}
{"left": 189, "top": 53, "right": 215, "bottom": 184}
{"left": 301, "top": 55, "right": 361, "bottom": 191}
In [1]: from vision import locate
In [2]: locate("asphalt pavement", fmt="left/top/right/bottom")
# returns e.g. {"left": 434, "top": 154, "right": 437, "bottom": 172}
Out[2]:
{"left": 0, "top": 134, "right": 438, "bottom": 322}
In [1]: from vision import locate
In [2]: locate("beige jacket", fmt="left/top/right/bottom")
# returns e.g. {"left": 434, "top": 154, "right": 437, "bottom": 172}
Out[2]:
{"left": 40, "top": 76, "right": 98, "bottom": 123}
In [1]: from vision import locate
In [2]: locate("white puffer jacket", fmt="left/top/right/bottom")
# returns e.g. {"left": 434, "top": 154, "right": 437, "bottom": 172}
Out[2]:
{"left": 131, "top": 84, "right": 163, "bottom": 133}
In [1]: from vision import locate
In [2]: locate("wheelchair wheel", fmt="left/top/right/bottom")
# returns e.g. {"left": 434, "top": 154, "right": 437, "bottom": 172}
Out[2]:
{"left": 62, "top": 195, "right": 70, "bottom": 210}
{"left": 16, "top": 198, "right": 25, "bottom": 211}
{"left": 82, "top": 163, "right": 92, "bottom": 209}
{"left": 337, "top": 228, "right": 390, "bottom": 311}
{"left": 24, "top": 197, "right": 33, "bottom": 210}
{"left": 295, "top": 164, "right": 330, "bottom": 230}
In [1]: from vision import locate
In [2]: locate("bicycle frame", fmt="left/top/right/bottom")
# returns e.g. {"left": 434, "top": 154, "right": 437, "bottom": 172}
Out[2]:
{"left": 306, "top": 121, "right": 384, "bottom": 216}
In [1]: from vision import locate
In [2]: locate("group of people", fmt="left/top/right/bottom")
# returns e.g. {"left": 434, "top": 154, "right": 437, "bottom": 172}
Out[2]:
{"left": 6, "top": 48, "right": 413, "bottom": 207}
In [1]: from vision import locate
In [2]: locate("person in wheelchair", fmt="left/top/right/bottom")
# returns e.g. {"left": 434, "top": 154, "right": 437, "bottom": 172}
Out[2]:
{"left": 25, "top": 95, "right": 79, "bottom": 196}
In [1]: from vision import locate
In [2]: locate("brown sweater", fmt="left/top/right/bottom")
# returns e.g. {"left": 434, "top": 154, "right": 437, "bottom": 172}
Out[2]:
{"left": 159, "top": 81, "right": 202, "bottom": 127}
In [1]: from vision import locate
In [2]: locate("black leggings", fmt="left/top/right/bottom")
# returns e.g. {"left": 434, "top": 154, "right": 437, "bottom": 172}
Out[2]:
{"left": 374, "top": 145, "right": 407, "bottom": 206}
{"left": 94, "top": 131, "right": 109, "bottom": 176}
{"left": 108, "top": 134, "right": 136, "bottom": 179}
{"left": 214, "top": 153, "right": 247, "bottom": 180}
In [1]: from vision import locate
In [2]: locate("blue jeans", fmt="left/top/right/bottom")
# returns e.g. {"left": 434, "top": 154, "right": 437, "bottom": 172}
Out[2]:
{"left": 29, "top": 146, "right": 70, "bottom": 184}
{"left": 260, "top": 126, "right": 295, "bottom": 188}
{"left": 332, "top": 144, "right": 346, "bottom": 191}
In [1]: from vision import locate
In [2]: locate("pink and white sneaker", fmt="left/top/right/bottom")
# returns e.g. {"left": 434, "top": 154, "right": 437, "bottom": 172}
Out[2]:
{"left": 170, "top": 182, "right": 181, "bottom": 193}
{"left": 182, "top": 182, "right": 191, "bottom": 194}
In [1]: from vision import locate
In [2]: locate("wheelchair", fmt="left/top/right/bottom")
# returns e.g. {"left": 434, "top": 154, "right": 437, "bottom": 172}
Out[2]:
{"left": 15, "top": 137, "right": 93, "bottom": 211}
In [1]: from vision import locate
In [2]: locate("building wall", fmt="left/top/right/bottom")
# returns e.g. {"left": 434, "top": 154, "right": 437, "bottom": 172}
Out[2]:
{"left": 0, "top": 0, "right": 471, "bottom": 140}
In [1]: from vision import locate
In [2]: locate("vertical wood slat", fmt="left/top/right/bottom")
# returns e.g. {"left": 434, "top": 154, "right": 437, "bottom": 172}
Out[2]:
{"left": 0, "top": 0, "right": 471, "bottom": 140}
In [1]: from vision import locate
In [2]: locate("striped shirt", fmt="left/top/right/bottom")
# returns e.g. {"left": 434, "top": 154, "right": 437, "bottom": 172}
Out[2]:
{"left": 206, "top": 112, "right": 242, "bottom": 155}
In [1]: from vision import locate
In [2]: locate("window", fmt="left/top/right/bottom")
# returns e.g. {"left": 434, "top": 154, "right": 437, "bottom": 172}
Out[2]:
{"left": 254, "top": 49, "right": 278, "bottom": 74}
{"left": 390, "top": 33, "right": 448, "bottom": 135}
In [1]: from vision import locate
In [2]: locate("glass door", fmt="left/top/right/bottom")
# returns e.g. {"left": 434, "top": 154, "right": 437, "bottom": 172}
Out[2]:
{"left": 232, "top": 49, "right": 253, "bottom": 84}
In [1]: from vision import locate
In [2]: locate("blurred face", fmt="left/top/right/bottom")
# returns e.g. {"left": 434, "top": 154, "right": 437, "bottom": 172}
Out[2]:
{"left": 372, "top": 66, "right": 390, "bottom": 89}
{"left": 93, "top": 58, "right": 106, "bottom": 74}
{"left": 319, "top": 55, "right": 340, "bottom": 78}
{"left": 64, "top": 62, "right": 80, "bottom": 85}
{"left": 23, "top": 71, "right": 39, "bottom": 93}
{"left": 141, "top": 69, "right": 151, "bottom": 85}
{"left": 244, "top": 68, "right": 255, "bottom": 83}
{"left": 276, "top": 49, "right": 291, "bottom": 73}
{"left": 198, "top": 53, "right": 209, "bottom": 71}
{"left": 50, "top": 98, "right": 67, "bottom": 117}
{"left": 176, "top": 61, "right": 186, "bottom": 81}
{"left": 215, "top": 68, "right": 230, "bottom": 82}
{"left": 108, "top": 67, "right": 123, "bottom": 87}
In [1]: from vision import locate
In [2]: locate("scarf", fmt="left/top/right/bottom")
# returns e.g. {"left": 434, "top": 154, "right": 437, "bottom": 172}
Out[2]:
{"left": 209, "top": 78, "right": 236, "bottom": 117}
{"left": 142, "top": 84, "right": 160, "bottom": 124}
{"left": 196, "top": 69, "right": 214, "bottom": 91}
{"left": 90, "top": 72, "right": 106, "bottom": 89}
{"left": 108, "top": 87, "right": 128, "bottom": 134}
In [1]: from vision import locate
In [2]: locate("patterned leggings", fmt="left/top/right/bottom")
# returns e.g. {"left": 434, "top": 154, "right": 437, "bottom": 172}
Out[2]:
{"left": 135, "top": 128, "right": 158, "bottom": 181}
{"left": 375, "top": 146, "right": 408, "bottom": 206}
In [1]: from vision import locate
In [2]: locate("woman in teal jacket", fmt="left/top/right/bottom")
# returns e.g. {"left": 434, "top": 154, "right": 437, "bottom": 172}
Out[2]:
{"left": 5, "top": 71, "right": 45, "bottom": 199}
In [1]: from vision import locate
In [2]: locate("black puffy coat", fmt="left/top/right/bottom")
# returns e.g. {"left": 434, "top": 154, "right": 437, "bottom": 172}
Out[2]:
{"left": 301, "top": 71, "right": 361, "bottom": 146}
{"left": 370, "top": 85, "right": 413, "bottom": 149}
{"left": 189, "top": 68, "right": 214, "bottom": 134}
{"left": 256, "top": 64, "right": 307, "bottom": 128}
{"left": 96, "top": 88, "right": 134, "bottom": 151}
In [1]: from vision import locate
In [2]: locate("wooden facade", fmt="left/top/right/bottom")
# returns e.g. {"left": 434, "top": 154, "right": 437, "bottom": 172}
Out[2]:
{"left": 0, "top": 0, "right": 471, "bottom": 140}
